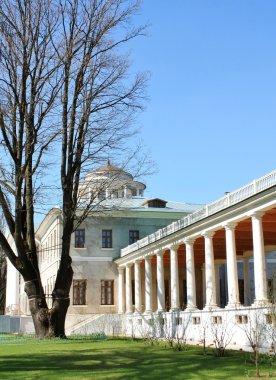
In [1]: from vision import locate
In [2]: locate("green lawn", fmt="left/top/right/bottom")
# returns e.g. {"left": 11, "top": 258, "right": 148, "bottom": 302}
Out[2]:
{"left": 0, "top": 336, "right": 275, "bottom": 379}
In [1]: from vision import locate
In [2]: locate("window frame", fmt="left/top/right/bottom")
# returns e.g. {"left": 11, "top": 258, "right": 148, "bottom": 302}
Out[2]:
{"left": 102, "top": 229, "right": 112, "bottom": 248}
{"left": 73, "top": 279, "right": 87, "bottom": 305}
{"left": 129, "top": 230, "right": 139, "bottom": 245}
{"left": 101, "top": 280, "right": 114, "bottom": 305}
{"left": 75, "top": 229, "right": 85, "bottom": 248}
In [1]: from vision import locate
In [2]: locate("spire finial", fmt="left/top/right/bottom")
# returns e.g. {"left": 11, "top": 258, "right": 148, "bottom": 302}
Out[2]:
{"left": 106, "top": 159, "right": 111, "bottom": 166}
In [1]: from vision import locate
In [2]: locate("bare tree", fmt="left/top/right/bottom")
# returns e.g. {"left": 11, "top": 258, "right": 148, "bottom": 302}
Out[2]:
{"left": 0, "top": 0, "right": 147, "bottom": 337}
{"left": 239, "top": 309, "right": 266, "bottom": 378}
{"left": 0, "top": 247, "right": 6, "bottom": 314}
{"left": 199, "top": 313, "right": 210, "bottom": 355}
{"left": 210, "top": 313, "right": 234, "bottom": 357}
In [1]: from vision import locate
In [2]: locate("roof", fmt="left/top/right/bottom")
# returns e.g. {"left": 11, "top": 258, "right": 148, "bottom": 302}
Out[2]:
{"left": 92, "top": 197, "right": 203, "bottom": 213}
{"left": 92, "top": 160, "right": 133, "bottom": 179}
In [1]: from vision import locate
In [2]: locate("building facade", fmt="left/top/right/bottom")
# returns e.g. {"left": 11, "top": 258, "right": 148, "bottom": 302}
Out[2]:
{"left": 5, "top": 167, "right": 276, "bottom": 350}
{"left": 6, "top": 161, "right": 201, "bottom": 317}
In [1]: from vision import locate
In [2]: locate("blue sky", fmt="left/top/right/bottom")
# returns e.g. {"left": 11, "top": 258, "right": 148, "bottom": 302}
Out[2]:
{"left": 128, "top": 0, "right": 276, "bottom": 204}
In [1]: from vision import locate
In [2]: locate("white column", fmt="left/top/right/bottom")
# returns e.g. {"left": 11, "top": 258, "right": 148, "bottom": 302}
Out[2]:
{"left": 125, "top": 263, "right": 133, "bottom": 313}
{"left": 5, "top": 259, "right": 19, "bottom": 315}
{"left": 215, "top": 263, "right": 221, "bottom": 307}
{"left": 134, "top": 260, "right": 142, "bottom": 313}
{"left": 118, "top": 266, "right": 125, "bottom": 313}
{"left": 145, "top": 256, "right": 153, "bottom": 313}
{"left": 202, "top": 231, "right": 217, "bottom": 309}
{"left": 156, "top": 251, "right": 165, "bottom": 312}
{"left": 185, "top": 238, "right": 197, "bottom": 310}
{"left": 170, "top": 245, "right": 180, "bottom": 311}
{"left": 243, "top": 256, "right": 250, "bottom": 306}
{"left": 224, "top": 222, "right": 240, "bottom": 307}
{"left": 251, "top": 212, "right": 268, "bottom": 305}
{"left": 201, "top": 264, "right": 206, "bottom": 307}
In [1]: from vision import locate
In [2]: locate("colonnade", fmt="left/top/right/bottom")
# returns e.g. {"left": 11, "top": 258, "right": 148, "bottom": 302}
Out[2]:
{"left": 118, "top": 211, "right": 269, "bottom": 314}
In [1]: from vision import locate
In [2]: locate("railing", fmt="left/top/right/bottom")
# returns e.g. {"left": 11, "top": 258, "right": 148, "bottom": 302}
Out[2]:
{"left": 121, "top": 170, "right": 276, "bottom": 256}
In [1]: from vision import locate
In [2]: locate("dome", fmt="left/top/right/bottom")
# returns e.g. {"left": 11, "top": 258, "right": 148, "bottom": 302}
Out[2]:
{"left": 85, "top": 160, "right": 133, "bottom": 181}
{"left": 79, "top": 160, "right": 146, "bottom": 201}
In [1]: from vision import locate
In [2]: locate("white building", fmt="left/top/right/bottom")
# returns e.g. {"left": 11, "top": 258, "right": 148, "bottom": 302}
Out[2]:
{"left": 5, "top": 166, "right": 276, "bottom": 351}
{"left": 6, "top": 161, "right": 202, "bottom": 317}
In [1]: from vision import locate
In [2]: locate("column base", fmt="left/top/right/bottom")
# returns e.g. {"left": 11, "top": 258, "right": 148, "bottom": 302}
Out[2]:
{"left": 185, "top": 305, "right": 198, "bottom": 312}
{"left": 204, "top": 303, "right": 218, "bottom": 311}
{"left": 144, "top": 309, "right": 153, "bottom": 314}
{"left": 225, "top": 302, "right": 241, "bottom": 309}
{"left": 253, "top": 299, "right": 271, "bottom": 307}
{"left": 157, "top": 308, "right": 165, "bottom": 313}
{"left": 170, "top": 307, "right": 180, "bottom": 312}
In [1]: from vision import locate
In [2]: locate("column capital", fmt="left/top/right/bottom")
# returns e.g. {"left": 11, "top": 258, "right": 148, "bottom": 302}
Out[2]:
{"left": 118, "top": 266, "right": 125, "bottom": 273}
{"left": 184, "top": 237, "right": 196, "bottom": 245}
{"left": 156, "top": 249, "right": 165, "bottom": 257}
{"left": 144, "top": 254, "right": 153, "bottom": 262}
{"left": 201, "top": 230, "right": 215, "bottom": 238}
{"left": 248, "top": 210, "right": 265, "bottom": 219}
{"left": 134, "top": 259, "right": 142, "bottom": 265}
{"left": 243, "top": 250, "right": 253, "bottom": 258}
{"left": 125, "top": 262, "right": 133, "bottom": 268}
{"left": 169, "top": 243, "right": 179, "bottom": 252}
{"left": 222, "top": 221, "right": 237, "bottom": 230}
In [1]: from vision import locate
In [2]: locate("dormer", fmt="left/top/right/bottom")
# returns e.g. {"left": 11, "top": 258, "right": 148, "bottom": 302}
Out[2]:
{"left": 143, "top": 198, "right": 167, "bottom": 208}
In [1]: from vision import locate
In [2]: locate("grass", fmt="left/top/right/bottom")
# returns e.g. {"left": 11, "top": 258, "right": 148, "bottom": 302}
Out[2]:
{"left": 0, "top": 336, "right": 276, "bottom": 379}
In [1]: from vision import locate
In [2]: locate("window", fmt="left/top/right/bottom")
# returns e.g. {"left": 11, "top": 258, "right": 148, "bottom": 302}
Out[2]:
{"left": 132, "top": 280, "right": 135, "bottom": 305}
{"left": 268, "top": 279, "right": 274, "bottom": 301}
{"left": 183, "top": 279, "right": 187, "bottom": 307}
{"left": 238, "top": 279, "right": 244, "bottom": 304}
{"left": 75, "top": 229, "right": 85, "bottom": 248}
{"left": 265, "top": 314, "right": 276, "bottom": 325}
{"left": 101, "top": 280, "right": 114, "bottom": 305}
{"left": 192, "top": 316, "right": 201, "bottom": 325}
{"left": 54, "top": 230, "right": 57, "bottom": 258}
{"left": 175, "top": 317, "right": 182, "bottom": 325}
{"left": 102, "top": 229, "right": 112, "bottom": 248}
{"left": 98, "top": 191, "right": 106, "bottom": 200}
{"left": 165, "top": 279, "right": 170, "bottom": 311}
{"left": 212, "top": 316, "right": 222, "bottom": 324}
{"left": 235, "top": 315, "right": 248, "bottom": 324}
{"left": 73, "top": 280, "right": 87, "bottom": 305}
{"left": 129, "top": 230, "right": 139, "bottom": 245}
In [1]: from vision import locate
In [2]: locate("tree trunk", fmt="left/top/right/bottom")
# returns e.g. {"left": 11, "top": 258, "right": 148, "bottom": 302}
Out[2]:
{"left": 28, "top": 298, "right": 70, "bottom": 338}
{"left": 0, "top": 255, "right": 6, "bottom": 314}
{"left": 255, "top": 347, "right": 260, "bottom": 377}
{"left": 24, "top": 264, "right": 72, "bottom": 338}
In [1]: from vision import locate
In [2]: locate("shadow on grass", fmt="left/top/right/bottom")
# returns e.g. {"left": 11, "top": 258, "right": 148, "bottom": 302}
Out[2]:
{"left": 0, "top": 340, "right": 273, "bottom": 379}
